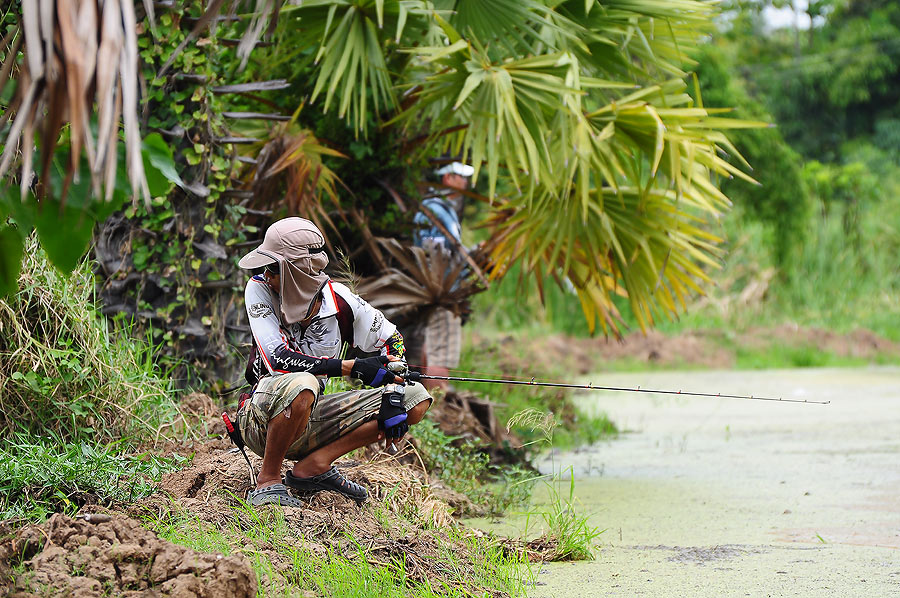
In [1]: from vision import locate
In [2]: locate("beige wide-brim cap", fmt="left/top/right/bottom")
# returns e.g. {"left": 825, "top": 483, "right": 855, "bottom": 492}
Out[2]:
{"left": 239, "top": 217, "right": 325, "bottom": 269}
{"left": 239, "top": 218, "right": 330, "bottom": 323}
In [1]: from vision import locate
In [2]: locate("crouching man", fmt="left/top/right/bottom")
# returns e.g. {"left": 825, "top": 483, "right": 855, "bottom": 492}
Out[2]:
{"left": 236, "top": 217, "right": 432, "bottom": 507}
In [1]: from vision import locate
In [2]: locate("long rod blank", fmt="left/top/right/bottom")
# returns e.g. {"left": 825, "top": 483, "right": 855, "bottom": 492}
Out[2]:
{"left": 408, "top": 373, "right": 829, "bottom": 405}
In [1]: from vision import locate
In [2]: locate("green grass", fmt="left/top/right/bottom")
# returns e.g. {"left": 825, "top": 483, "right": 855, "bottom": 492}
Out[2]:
{"left": 146, "top": 500, "right": 531, "bottom": 598}
{"left": 524, "top": 473, "right": 603, "bottom": 562}
{"left": 0, "top": 432, "right": 187, "bottom": 521}
{"left": 732, "top": 343, "right": 888, "bottom": 370}
{"left": 0, "top": 239, "right": 184, "bottom": 444}
{"left": 413, "top": 420, "right": 536, "bottom": 515}
{"left": 0, "top": 242, "right": 192, "bottom": 525}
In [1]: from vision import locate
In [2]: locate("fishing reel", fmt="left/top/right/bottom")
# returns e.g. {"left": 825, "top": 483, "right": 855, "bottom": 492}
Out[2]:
{"left": 386, "top": 359, "right": 408, "bottom": 375}
{"left": 386, "top": 359, "right": 425, "bottom": 383}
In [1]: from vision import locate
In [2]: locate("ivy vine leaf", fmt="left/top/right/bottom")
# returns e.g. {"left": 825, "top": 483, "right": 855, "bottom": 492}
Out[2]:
{"left": 142, "top": 133, "right": 185, "bottom": 197}
{"left": 0, "top": 225, "right": 24, "bottom": 298}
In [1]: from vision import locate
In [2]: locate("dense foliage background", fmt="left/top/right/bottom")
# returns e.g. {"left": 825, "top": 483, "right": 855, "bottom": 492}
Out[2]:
{"left": 479, "top": 0, "right": 900, "bottom": 344}
{"left": 2, "top": 4, "right": 899, "bottom": 594}
{"left": 2, "top": 0, "right": 774, "bottom": 387}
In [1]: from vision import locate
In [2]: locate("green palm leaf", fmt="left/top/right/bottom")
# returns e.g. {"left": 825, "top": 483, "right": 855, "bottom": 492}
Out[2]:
{"left": 285, "top": 0, "right": 434, "bottom": 134}
{"left": 286, "top": 0, "right": 761, "bottom": 334}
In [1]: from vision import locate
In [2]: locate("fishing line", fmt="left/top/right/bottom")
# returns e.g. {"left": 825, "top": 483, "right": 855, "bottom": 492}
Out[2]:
{"left": 400, "top": 371, "right": 829, "bottom": 405}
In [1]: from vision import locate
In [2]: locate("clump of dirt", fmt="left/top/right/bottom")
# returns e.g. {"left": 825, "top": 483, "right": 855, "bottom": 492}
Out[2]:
{"left": 143, "top": 439, "right": 453, "bottom": 528}
{"left": 168, "top": 392, "right": 228, "bottom": 440}
{"left": 0, "top": 513, "right": 255, "bottom": 597}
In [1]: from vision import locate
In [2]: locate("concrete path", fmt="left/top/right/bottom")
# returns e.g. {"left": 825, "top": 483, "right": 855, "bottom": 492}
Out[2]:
{"left": 527, "top": 367, "right": 900, "bottom": 597}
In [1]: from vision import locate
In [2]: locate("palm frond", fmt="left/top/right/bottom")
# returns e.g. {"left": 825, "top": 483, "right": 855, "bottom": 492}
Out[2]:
{"left": 480, "top": 79, "right": 767, "bottom": 335}
{"left": 356, "top": 238, "right": 484, "bottom": 320}
{"left": 285, "top": 0, "right": 434, "bottom": 135}
{"left": 397, "top": 45, "right": 580, "bottom": 198}
{"left": 432, "top": 0, "right": 559, "bottom": 57}
{"left": 553, "top": 0, "right": 717, "bottom": 78}
{"left": 238, "top": 110, "right": 346, "bottom": 246}
{"left": 1, "top": 0, "right": 147, "bottom": 204}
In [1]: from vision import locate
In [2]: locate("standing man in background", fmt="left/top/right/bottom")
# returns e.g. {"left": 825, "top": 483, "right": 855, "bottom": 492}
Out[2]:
{"left": 410, "top": 161, "right": 474, "bottom": 393}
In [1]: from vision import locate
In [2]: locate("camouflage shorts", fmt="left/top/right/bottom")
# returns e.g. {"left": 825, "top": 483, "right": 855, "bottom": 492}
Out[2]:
{"left": 236, "top": 372, "right": 431, "bottom": 461}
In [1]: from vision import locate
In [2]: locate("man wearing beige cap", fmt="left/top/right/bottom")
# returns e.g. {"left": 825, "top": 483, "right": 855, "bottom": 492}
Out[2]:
{"left": 236, "top": 217, "right": 432, "bottom": 507}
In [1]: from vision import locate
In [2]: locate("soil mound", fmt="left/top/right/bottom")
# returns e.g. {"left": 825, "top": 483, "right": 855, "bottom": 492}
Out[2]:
{"left": 128, "top": 444, "right": 543, "bottom": 593}
{"left": 0, "top": 513, "right": 255, "bottom": 598}
{"left": 148, "top": 440, "right": 453, "bottom": 529}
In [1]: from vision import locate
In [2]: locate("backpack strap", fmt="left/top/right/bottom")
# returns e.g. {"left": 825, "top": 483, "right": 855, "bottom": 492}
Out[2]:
{"left": 334, "top": 291, "right": 354, "bottom": 349}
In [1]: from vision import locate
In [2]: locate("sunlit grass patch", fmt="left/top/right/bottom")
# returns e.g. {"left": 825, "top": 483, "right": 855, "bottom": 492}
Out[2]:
{"left": 525, "top": 473, "right": 603, "bottom": 562}
{"left": 145, "top": 498, "right": 532, "bottom": 598}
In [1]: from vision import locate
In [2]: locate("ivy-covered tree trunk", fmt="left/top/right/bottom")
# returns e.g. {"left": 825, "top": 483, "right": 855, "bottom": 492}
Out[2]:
{"left": 95, "top": 4, "right": 268, "bottom": 387}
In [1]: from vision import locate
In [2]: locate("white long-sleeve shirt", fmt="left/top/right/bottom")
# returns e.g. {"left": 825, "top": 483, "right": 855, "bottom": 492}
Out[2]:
{"left": 244, "top": 276, "right": 398, "bottom": 384}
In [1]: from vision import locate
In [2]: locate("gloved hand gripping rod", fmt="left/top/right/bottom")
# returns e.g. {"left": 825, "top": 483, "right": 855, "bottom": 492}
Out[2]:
{"left": 401, "top": 371, "right": 828, "bottom": 405}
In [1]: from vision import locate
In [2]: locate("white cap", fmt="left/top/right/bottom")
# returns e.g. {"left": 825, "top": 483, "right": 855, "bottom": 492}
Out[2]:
{"left": 434, "top": 161, "right": 475, "bottom": 177}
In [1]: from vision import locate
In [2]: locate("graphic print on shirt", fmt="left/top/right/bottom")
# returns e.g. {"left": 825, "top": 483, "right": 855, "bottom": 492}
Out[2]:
{"left": 295, "top": 316, "right": 341, "bottom": 359}
{"left": 245, "top": 277, "right": 398, "bottom": 383}
{"left": 248, "top": 303, "right": 274, "bottom": 318}
{"left": 369, "top": 312, "right": 384, "bottom": 335}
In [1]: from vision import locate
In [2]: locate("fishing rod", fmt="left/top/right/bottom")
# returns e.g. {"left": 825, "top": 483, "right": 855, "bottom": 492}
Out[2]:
{"left": 398, "top": 370, "right": 829, "bottom": 405}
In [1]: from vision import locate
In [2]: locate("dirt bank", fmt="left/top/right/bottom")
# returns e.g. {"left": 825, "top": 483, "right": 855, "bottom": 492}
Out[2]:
{"left": 471, "top": 325, "right": 900, "bottom": 373}
{"left": 0, "top": 443, "right": 534, "bottom": 597}
{"left": 0, "top": 513, "right": 256, "bottom": 597}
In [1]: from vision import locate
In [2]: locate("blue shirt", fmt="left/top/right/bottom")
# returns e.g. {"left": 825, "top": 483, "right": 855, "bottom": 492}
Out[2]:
{"left": 413, "top": 193, "right": 461, "bottom": 250}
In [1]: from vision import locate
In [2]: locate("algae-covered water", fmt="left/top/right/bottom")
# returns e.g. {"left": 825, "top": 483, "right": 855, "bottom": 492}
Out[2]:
{"left": 476, "top": 367, "right": 900, "bottom": 597}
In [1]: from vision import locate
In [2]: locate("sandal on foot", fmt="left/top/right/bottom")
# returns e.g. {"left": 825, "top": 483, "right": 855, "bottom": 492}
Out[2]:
{"left": 284, "top": 467, "right": 368, "bottom": 503}
{"left": 248, "top": 483, "right": 305, "bottom": 508}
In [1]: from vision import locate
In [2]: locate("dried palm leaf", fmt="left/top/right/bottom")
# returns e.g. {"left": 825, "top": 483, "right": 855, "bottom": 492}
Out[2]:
{"left": 239, "top": 110, "right": 345, "bottom": 249}
{"left": 356, "top": 238, "right": 485, "bottom": 320}
{"left": 235, "top": 0, "right": 279, "bottom": 69}
{"left": 0, "top": 0, "right": 147, "bottom": 204}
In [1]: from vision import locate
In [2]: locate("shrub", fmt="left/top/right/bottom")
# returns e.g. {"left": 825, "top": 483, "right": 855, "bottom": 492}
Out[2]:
{"left": 0, "top": 238, "right": 182, "bottom": 444}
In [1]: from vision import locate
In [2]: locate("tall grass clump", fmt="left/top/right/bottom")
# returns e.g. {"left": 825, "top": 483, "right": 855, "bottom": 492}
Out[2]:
{"left": 413, "top": 420, "right": 536, "bottom": 514}
{"left": 524, "top": 471, "right": 603, "bottom": 562}
{"left": 0, "top": 238, "right": 182, "bottom": 444}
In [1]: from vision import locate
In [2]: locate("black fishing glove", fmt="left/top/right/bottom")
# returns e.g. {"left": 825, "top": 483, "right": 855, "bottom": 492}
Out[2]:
{"left": 351, "top": 356, "right": 393, "bottom": 387}
{"left": 378, "top": 384, "right": 409, "bottom": 439}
